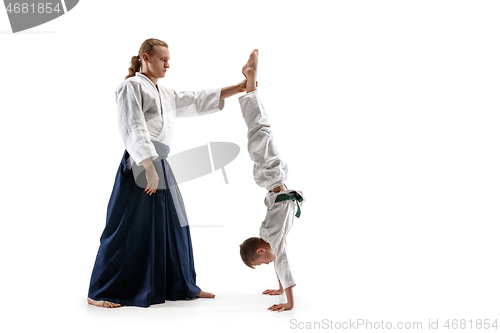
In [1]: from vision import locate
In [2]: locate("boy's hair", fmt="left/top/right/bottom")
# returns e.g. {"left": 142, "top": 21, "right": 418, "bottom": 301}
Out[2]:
{"left": 239, "top": 237, "right": 263, "bottom": 269}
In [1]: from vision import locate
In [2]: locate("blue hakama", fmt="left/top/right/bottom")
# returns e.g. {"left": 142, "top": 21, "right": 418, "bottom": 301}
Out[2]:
{"left": 88, "top": 145, "right": 201, "bottom": 307}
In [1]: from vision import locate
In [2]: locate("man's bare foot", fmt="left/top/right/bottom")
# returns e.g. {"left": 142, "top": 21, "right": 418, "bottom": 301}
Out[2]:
{"left": 87, "top": 297, "right": 122, "bottom": 308}
{"left": 196, "top": 290, "right": 215, "bottom": 298}
{"left": 242, "top": 49, "right": 259, "bottom": 77}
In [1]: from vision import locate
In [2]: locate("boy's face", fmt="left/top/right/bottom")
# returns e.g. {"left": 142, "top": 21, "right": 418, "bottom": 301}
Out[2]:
{"left": 251, "top": 248, "right": 276, "bottom": 266}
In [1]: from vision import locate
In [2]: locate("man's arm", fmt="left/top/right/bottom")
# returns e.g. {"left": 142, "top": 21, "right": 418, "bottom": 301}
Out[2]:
{"left": 220, "top": 79, "right": 247, "bottom": 100}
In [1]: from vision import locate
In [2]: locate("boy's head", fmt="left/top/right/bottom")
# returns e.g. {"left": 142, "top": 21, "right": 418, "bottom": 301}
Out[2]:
{"left": 239, "top": 237, "right": 275, "bottom": 269}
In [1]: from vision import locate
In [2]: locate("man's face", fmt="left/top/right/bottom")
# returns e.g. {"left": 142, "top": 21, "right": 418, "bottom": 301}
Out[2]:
{"left": 148, "top": 46, "right": 170, "bottom": 79}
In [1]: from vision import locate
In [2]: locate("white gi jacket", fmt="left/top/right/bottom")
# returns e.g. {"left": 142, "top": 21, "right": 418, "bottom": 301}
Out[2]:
{"left": 259, "top": 189, "right": 304, "bottom": 290}
{"left": 115, "top": 72, "right": 225, "bottom": 166}
{"left": 238, "top": 91, "right": 303, "bottom": 290}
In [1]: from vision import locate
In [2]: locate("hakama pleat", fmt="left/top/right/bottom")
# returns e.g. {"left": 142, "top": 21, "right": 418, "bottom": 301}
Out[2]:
{"left": 88, "top": 149, "right": 201, "bottom": 307}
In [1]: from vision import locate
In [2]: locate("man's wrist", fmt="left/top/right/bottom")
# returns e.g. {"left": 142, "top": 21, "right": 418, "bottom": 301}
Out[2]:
{"left": 140, "top": 158, "right": 154, "bottom": 169}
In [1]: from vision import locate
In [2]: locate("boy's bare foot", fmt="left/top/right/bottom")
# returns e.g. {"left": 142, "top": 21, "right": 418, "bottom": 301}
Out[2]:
{"left": 196, "top": 290, "right": 215, "bottom": 298}
{"left": 87, "top": 297, "right": 122, "bottom": 308}
{"left": 242, "top": 49, "right": 259, "bottom": 77}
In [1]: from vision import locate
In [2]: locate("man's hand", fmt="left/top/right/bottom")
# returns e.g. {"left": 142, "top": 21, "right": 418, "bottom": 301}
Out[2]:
{"left": 262, "top": 289, "right": 284, "bottom": 295}
{"left": 144, "top": 164, "right": 159, "bottom": 195}
{"left": 267, "top": 302, "right": 293, "bottom": 312}
{"left": 237, "top": 79, "right": 246, "bottom": 92}
{"left": 237, "top": 78, "right": 258, "bottom": 92}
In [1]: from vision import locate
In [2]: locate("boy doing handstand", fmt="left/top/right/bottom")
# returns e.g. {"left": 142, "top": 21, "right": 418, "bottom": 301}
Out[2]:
{"left": 239, "top": 49, "right": 304, "bottom": 312}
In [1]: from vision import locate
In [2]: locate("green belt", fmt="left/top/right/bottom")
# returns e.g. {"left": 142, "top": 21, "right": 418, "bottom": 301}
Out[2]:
{"left": 275, "top": 191, "right": 304, "bottom": 218}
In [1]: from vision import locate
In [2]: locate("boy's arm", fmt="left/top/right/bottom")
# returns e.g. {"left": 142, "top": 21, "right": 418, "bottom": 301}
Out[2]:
{"left": 267, "top": 285, "right": 294, "bottom": 312}
{"left": 265, "top": 237, "right": 295, "bottom": 311}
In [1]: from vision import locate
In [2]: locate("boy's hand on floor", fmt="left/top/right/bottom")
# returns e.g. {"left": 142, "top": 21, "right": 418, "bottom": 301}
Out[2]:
{"left": 267, "top": 302, "right": 293, "bottom": 312}
{"left": 262, "top": 289, "right": 284, "bottom": 295}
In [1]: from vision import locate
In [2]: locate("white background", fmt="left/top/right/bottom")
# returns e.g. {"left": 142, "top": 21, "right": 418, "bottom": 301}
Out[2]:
{"left": 1, "top": 1, "right": 499, "bottom": 332}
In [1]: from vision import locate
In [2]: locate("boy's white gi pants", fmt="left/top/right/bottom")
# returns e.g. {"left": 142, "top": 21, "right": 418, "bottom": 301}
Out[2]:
{"left": 238, "top": 91, "right": 288, "bottom": 191}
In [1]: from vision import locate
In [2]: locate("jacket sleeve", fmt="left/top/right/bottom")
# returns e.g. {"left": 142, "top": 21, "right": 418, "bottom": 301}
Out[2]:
{"left": 272, "top": 237, "right": 296, "bottom": 290}
{"left": 173, "top": 88, "right": 225, "bottom": 118}
{"left": 264, "top": 196, "right": 297, "bottom": 289}
{"left": 116, "top": 80, "right": 158, "bottom": 165}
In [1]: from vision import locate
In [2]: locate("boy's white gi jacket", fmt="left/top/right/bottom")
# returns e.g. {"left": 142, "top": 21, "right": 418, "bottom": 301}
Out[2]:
{"left": 115, "top": 73, "right": 224, "bottom": 167}
{"left": 259, "top": 189, "right": 305, "bottom": 290}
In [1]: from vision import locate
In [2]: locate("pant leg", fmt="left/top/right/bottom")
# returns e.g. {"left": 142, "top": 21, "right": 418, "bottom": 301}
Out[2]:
{"left": 161, "top": 159, "right": 201, "bottom": 300}
{"left": 238, "top": 91, "right": 288, "bottom": 191}
{"left": 88, "top": 150, "right": 200, "bottom": 307}
{"left": 88, "top": 150, "right": 167, "bottom": 307}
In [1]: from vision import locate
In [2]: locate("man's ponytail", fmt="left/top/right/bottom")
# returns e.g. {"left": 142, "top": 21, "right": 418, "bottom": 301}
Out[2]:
{"left": 125, "top": 55, "right": 142, "bottom": 80}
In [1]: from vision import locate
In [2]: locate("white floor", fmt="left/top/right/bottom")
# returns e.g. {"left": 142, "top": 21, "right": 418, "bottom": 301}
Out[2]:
{"left": 3, "top": 201, "right": 499, "bottom": 333}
